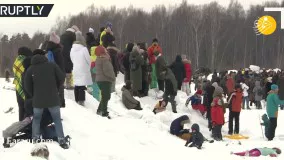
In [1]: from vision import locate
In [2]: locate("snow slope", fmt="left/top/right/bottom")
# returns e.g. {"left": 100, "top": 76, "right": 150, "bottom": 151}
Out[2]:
{"left": 0, "top": 74, "right": 284, "bottom": 159}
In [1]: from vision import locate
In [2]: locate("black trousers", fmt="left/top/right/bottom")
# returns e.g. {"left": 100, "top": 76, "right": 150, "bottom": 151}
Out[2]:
{"left": 177, "top": 81, "right": 182, "bottom": 90}
{"left": 158, "top": 79, "right": 165, "bottom": 92}
{"left": 212, "top": 125, "right": 223, "bottom": 140}
{"left": 74, "top": 86, "right": 86, "bottom": 102}
{"left": 228, "top": 111, "right": 240, "bottom": 134}
{"left": 16, "top": 92, "right": 25, "bottom": 121}
{"left": 255, "top": 101, "right": 262, "bottom": 109}
{"left": 140, "top": 80, "right": 149, "bottom": 97}
{"left": 59, "top": 85, "right": 65, "bottom": 107}
{"left": 268, "top": 118, "right": 277, "bottom": 140}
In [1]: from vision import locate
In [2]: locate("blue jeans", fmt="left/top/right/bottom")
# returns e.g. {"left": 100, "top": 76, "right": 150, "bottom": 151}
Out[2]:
{"left": 32, "top": 106, "right": 64, "bottom": 139}
{"left": 243, "top": 96, "right": 249, "bottom": 109}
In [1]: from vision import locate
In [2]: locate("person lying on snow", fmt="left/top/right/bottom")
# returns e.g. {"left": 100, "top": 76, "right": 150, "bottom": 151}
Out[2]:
{"left": 232, "top": 147, "right": 281, "bottom": 157}
{"left": 185, "top": 90, "right": 207, "bottom": 115}
{"left": 121, "top": 80, "right": 143, "bottom": 110}
{"left": 153, "top": 99, "right": 168, "bottom": 114}
{"left": 185, "top": 123, "right": 204, "bottom": 149}
{"left": 170, "top": 115, "right": 191, "bottom": 140}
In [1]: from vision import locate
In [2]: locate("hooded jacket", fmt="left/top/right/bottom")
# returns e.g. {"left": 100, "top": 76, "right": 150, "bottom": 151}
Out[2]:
{"left": 86, "top": 32, "right": 98, "bottom": 50}
{"left": 70, "top": 43, "right": 93, "bottom": 86}
{"left": 170, "top": 55, "right": 186, "bottom": 84}
{"left": 185, "top": 124, "right": 204, "bottom": 148}
{"left": 24, "top": 55, "right": 65, "bottom": 108}
{"left": 107, "top": 46, "right": 120, "bottom": 77}
{"left": 60, "top": 30, "right": 76, "bottom": 73}
{"left": 229, "top": 88, "right": 243, "bottom": 112}
{"left": 170, "top": 115, "right": 189, "bottom": 135}
{"left": 121, "top": 86, "right": 139, "bottom": 109}
{"left": 266, "top": 92, "right": 284, "bottom": 118}
{"left": 46, "top": 41, "right": 64, "bottom": 72}
{"left": 183, "top": 59, "right": 192, "bottom": 83}
{"left": 253, "top": 81, "right": 263, "bottom": 101}
{"left": 95, "top": 55, "right": 115, "bottom": 83}
{"left": 211, "top": 97, "right": 225, "bottom": 125}
{"left": 164, "top": 68, "right": 178, "bottom": 95}
{"left": 155, "top": 55, "right": 167, "bottom": 80}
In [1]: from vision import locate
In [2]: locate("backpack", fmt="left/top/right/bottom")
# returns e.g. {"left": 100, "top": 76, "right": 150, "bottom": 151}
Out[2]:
{"left": 130, "top": 58, "right": 139, "bottom": 71}
{"left": 257, "top": 88, "right": 263, "bottom": 96}
{"left": 47, "top": 50, "right": 55, "bottom": 63}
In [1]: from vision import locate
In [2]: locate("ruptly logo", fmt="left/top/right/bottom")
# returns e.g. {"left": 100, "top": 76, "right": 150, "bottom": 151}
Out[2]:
{"left": 254, "top": 7, "right": 284, "bottom": 35}
{"left": 0, "top": 4, "right": 54, "bottom": 17}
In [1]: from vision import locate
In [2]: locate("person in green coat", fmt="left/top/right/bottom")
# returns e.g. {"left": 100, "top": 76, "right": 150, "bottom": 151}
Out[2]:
{"left": 129, "top": 45, "right": 144, "bottom": 96}
{"left": 233, "top": 147, "right": 281, "bottom": 157}
{"left": 266, "top": 84, "right": 284, "bottom": 140}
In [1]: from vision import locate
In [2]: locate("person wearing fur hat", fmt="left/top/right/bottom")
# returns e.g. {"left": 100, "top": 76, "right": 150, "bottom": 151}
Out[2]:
{"left": 155, "top": 51, "right": 167, "bottom": 91}
{"left": 227, "top": 84, "right": 243, "bottom": 135}
{"left": 86, "top": 27, "right": 98, "bottom": 51}
{"left": 153, "top": 99, "right": 168, "bottom": 114}
{"left": 70, "top": 31, "right": 92, "bottom": 106}
{"left": 121, "top": 81, "right": 142, "bottom": 110}
{"left": 129, "top": 45, "right": 144, "bottom": 96}
{"left": 161, "top": 68, "right": 178, "bottom": 113}
{"left": 13, "top": 47, "right": 33, "bottom": 121}
{"left": 107, "top": 43, "right": 120, "bottom": 93}
{"left": 60, "top": 26, "right": 79, "bottom": 89}
{"left": 147, "top": 38, "right": 162, "bottom": 89}
{"left": 95, "top": 45, "right": 115, "bottom": 119}
{"left": 181, "top": 54, "right": 192, "bottom": 95}
{"left": 46, "top": 32, "right": 66, "bottom": 108}
{"left": 232, "top": 147, "right": 281, "bottom": 157}
{"left": 266, "top": 84, "right": 284, "bottom": 140}
{"left": 185, "top": 90, "right": 207, "bottom": 115}
{"left": 211, "top": 86, "right": 225, "bottom": 141}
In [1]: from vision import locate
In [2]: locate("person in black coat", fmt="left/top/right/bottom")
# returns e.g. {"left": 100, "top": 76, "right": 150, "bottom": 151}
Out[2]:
{"left": 123, "top": 43, "right": 134, "bottom": 83}
{"left": 107, "top": 43, "right": 120, "bottom": 93}
{"left": 203, "top": 81, "right": 215, "bottom": 130}
{"left": 185, "top": 123, "right": 204, "bottom": 149}
{"left": 170, "top": 55, "right": 186, "bottom": 90}
{"left": 138, "top": 42, "right": 150, "bottom": 97}
{"left": 24, "top": 54, "right": 69, "bottom": 149}
{"left": 60, "top": 26, "right": 78, "bottom": 89}
{"left": 46, "top": 33, "right": 66, "bottom": 108}
{"left": 86, "top": 28, "right": 98, "bottom": 51}
{"left": 102, "top": 27, "right": 115, "bottom": 48}
{"left": 170, "top": 115, "right": 190, "bottom": 136}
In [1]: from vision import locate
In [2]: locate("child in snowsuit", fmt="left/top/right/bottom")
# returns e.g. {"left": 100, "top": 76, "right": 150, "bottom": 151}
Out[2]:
{"left": 185, "top": 123, "right": 204, "bottom": 149}
{"left": 185, "top": 90, "right": 207, "bottom": 115}
{"left": 233, "top": 147, "right": 281, "bottom": 157}
{"left": 211, "top": 88, "right": 225, "bottom": 141}
{"left": 170, "top": 115, "right": 191, "bottom": 140}
{"left": 153, "top": 100, "right": 168, "bottom": 114}
{"left": 261, "top": 114, "right": 269, "bottom": 139}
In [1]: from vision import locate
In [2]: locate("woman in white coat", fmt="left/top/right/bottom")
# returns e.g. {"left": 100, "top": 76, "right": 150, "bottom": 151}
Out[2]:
{"left": 70, "top": 31, "right": 92, "bottom": 106}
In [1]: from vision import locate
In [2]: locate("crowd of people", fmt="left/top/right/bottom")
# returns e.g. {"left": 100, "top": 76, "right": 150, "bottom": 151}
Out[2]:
{"left": 1, "top": 22, "right": 284, "bottom": 156}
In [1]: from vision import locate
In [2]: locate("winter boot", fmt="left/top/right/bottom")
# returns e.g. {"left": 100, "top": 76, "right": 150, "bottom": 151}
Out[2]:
{"left": 65, "top": 74, "right": 73, "bottom": 90}
{"left": 58, "top": 136, "right": 70, "bottom": 149}
{"left": 172, "top": 101, "right": 177, "bottom": 113}
{"left": 102, "top": 112, "right": 111, "bottom": 119}
{"left": 78, "top": 101, "right": 85, "bottom": 106}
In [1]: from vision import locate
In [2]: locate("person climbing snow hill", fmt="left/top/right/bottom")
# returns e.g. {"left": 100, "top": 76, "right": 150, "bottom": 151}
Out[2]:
{"left": 153, "top": 99, "right": 168, "bottom": 114}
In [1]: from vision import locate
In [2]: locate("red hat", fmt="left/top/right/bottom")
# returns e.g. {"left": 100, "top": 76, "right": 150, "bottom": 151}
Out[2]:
{"left": 196, "top": 90, "right": 203, "bottom": 95}
{"left": 95, "top": 46, "right": 106, "bottom": 56}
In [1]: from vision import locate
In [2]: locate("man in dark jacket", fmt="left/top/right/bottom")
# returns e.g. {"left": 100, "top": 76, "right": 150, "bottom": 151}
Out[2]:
{"left": 203, "top": 81, "right": 215, "bottom": 130}
{"left": 162, "top": 68, "right": 178, "bottom": 113}
{"left": 155, "top": 53, "right": 167, "bottom": 91}
{"left": 185, "top": 123, "right": 204, "bottom": 149}
{"left": 123, "top": 43, "right": 134, "bottom": 83}
{"left": 107, "top": 43, "right": 120, "bottom": 93}
{"left": 24, "top": 54, "right": 69, "bottom": 149}
{"left": 60, "top": 26, "right": 79, "bottom": 89}
{"left": 170, "top": 55, "right": 186, "bottom": 90}
{"left": 86, "top": 28, "right": 98, "bottom": 51}
{"left": 46, "top": 32, "right": 65, "bottom": 108}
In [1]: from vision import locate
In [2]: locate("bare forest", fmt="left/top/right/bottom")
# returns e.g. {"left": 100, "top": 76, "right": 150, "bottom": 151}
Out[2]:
{"left": 1, "top": 0, "right": 284, "bottom": 76}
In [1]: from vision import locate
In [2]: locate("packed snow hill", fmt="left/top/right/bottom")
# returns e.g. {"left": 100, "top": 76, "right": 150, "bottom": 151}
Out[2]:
{"left": 0, "top": 74, "right": 284, "bottom": 160}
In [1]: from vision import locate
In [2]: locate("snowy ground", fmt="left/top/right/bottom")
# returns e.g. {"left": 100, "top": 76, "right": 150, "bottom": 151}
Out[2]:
{"left": 0, "top": 74, "right": 284, "bottom": 159}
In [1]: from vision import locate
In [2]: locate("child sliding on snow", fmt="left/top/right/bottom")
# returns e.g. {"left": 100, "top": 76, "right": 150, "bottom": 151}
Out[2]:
{"left": 153, "top": 99, "right": 168, "bottom": 114}
{"left": 185, "top": 90, "right": 206, "bottom": 115}
{"left": 232, "top": 147, "right": 281, "bottom": 157}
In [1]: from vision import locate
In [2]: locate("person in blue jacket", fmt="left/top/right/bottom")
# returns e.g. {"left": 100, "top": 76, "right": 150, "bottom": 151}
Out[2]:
{"left": 266, "top": 84, "right": 284, "bottom": 141}
{"left": 170, "top": 115, "right": 190, "bottom": 138}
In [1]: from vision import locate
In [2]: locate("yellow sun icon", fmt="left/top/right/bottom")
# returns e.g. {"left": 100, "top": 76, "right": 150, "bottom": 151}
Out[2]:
{"left": 256, "top": 16, "right": 277, "bottom": 35}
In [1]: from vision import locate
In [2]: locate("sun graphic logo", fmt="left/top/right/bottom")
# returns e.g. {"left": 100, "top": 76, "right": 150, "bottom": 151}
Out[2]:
{"left": 254, "top": 15, "right": 277, "bottom": 35}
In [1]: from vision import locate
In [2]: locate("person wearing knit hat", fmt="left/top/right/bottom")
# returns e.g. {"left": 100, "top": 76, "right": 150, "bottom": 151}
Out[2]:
{"left": 70, "top": 31, "right": 92, "bottom": 106}
{"left": 266, "top": 84, "right": 284, "bottom": 141}
{"left": 50, "top": 32, "right": 60, "bottom": 44}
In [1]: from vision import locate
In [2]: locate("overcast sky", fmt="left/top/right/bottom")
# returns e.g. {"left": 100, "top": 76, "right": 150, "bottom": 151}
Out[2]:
{"left": 0, "top": 0, "right": 282, "bottom": 37}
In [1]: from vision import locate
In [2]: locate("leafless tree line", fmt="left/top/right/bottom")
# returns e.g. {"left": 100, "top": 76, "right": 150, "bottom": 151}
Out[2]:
{"left": 1, "top": 0, "right": 284, "bottom": 76}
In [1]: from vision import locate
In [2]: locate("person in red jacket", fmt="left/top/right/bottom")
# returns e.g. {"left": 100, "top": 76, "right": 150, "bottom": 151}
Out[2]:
{"left": 227, "top": 84, "right": 243, "bottom": 135}
{"left": 147, "top": 38, "right": 162, "bottom": 89}
{"left": 181, "top": 55, "right": 192, "bottom": 95}
{"left": 211, "top": 89, "right": 225, "bottom": 141}
{"left": 226, "top": 73, "right": 235, "bottom": 95}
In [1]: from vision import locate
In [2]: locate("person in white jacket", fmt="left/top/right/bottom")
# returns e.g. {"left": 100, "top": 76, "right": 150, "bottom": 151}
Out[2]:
{"left": 70, "top": 31, "right": 92, "bottom": 106}
{"left": 241, "top": 82, "right": 250, "bottom": 109}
